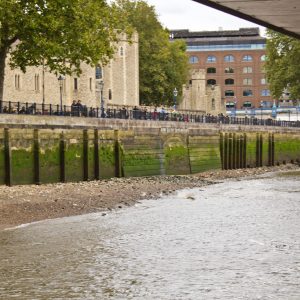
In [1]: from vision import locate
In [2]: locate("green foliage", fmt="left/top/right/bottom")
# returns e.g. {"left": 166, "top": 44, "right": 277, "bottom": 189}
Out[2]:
{"left": 0, "top": 0, "right": 129, "bottom": 100}
{"left": 266, "top": 30, "right": 300, "bottom": 100}
{"left": 115, "top": 0, "right": 189, "bottom": 106}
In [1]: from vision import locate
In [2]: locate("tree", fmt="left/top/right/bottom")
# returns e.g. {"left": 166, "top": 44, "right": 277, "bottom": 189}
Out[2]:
{"left": 265, "top": 30, "right": 300, "bottom": 101}
{"left": 115, "top": 0, "right": 189, "bottom": 106}
{"left": 0, "top": 0, "right": 128, "bottom": 101}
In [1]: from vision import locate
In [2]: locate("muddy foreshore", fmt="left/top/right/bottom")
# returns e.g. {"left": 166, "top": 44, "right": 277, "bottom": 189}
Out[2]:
{"left": 0, "top": 164, "right": 299, "bottom": 231}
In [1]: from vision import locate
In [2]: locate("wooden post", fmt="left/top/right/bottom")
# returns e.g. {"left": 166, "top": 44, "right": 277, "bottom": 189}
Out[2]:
{"left": 228, "top": 133, "right": 233, "bottom": 170}
{"left": 219, "top": 132, "right": 224, "bottom": 170}
{"left": 94, "top": 129, "right": 99, "bottom": 180}
{"left": 232, "top": 133, "right": 236, "bottom": 169}
{"left": 259, "top": 134, "right": 263, "bottom": 167}
{"left": 4, "top": 128, "right": 12, "bottom": 186}
{"left": 33, "top": 129, "right": 40, "bottom": 185}
{"left": 256, "top": 133, "right": 260, "bottom": 167}
{"left": 83, "top": 129, "right": 88, "bottom": 181}
{"left": 243, "top": 133, "right": 247, "bottom": 168}
{"left": 271, "top": 133, "right": 275, "bottom": 166}
{"left": 59, "top": 132, "right": 66, "bottom": 183}
{"left": 224, "top": 133, "right": 228, "bottom": 170}
{"left": 114, "top": 130, "right": 123, "bottom": 177}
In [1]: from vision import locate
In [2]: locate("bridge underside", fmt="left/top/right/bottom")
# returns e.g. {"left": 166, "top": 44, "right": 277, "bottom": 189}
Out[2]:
{"left": 193, "top": 0, "right": 300, "bottom": 39}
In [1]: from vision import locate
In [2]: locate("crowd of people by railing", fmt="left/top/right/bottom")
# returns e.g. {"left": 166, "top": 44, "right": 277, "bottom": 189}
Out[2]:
{"left": 0, "top": 99, "right": 300, "bottom": 128}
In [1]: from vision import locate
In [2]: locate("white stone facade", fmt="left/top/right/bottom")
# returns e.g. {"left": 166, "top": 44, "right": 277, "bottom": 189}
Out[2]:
{"left": 179, "top": 69, "right": 225, "bottom": 114}
{"left": 3, "top": 33, "right": 139, "bottom": 109}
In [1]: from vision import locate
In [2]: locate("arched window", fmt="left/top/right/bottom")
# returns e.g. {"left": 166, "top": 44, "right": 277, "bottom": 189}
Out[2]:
{"left": 95, "top": 65, "right": 102, "bottom": 79}
{"left": 207, "top": 55, "right": 216, "bottom": 63}
{"left": 225, "top": 67, "right": 234, "bottom": 73}
{"left": 211, "top": 98, "right": 215, "bottom": 110}
{"left": 120, "top": 47, "right": 124, "bottom": 56}
{"left": 242, "top": 55, "right": 253, "bottom": 62}
{"left": 225, "top": 78, "right": 234, "bottom": 85}
{"left": 225, "top": 90, "right": 235, "bottom": 97}
{"left": 189, "top": 56, "right": 199, "bottom": 64}
{"left": 261, "top": 55, "right": 266, "bottom": 61}
{"left": 224, "top": 55, "right": 234, "bottom": 62}
{"left": 243, "top": 89, "right": 253, "bottom": 96}
{"left": 243, "top": 67, "right": 253, "bottom": 74}
{"left": 108, "top": 89, "right": 112, "bottom": 100}
{"left": 207, "top": 67, "right": 216, "bottom": 74}
{"left": 261, "top": 89, "right": 270, "bottom": 96}
{"left": 207, "top": 79, "right": 216, "bottom": 85}
{"left": 243, "top": 78, "right": 252, "bottom": 85}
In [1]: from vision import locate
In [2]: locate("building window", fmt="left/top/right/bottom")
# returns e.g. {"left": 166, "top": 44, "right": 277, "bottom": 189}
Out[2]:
{"left": 34, "top": 74, "right": 40, "bottom": 91}
{"left": 207, "top": 79, "right": 216, "bottom": 85}
{"left": 261, "top": 55, "right": 266, "bottom": 61}
{"left": 212, "top": 98, "right": 215, "bottom": 110}
{"left": 74, "top": 78, "right": 78, "bottom": 91}
{"left": 243, "top": 78, "right": 252, "bottom": 85}
{"left": 207, "top": 55, "right": 216, "bottom": 63}
{"left": 95, "top": 65, "right": 102, "bottom": 79}
{"left": 89, "top": 78, "right": 93, "bottom": 91}
{"left": 189, "top": 56, "right": 199, "bottom": 64}
{"left": 242, "top": 55, "right": 253, "bottom": 62}
{"left": 243, "top": 67, "right": 253, "bottom": 73}
{"left": 243, "top": 89, "right": 253, "bottom": 96}
{"left": 225, "top": 90, "right": 235, "bottom": 97}
{"left": 225, "top": 67, "right": 234, "bottom": 73}
{"left": 108, "top": 89, "right": 112, "bottom": 100}
{"left": 225, "top": 78, "right": 234, "bottom": 85}
{"left": 207, "top": 67, "right": 216, "bottom": 74}
{"left": 15, "top": 74, "right": 20, "bottom": 90}
{"left": 261, "top": 89, "right": 270, "bottom": 96}
{"left": 261, "top": 78, "right": 267, "bottom": 85}
{"left": 243, "top": 101, "right": 252, "bottom": 108}
{"left": 224, "top": 55, "right": 234, "bottom": 62}
{"left": 120, "top": 47, "right": 124, "bottom": 56}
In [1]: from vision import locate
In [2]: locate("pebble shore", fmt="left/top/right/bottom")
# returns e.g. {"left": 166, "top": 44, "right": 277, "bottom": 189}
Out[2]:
{"left": 0, "top": 164, "right": 299, "bottom": 230}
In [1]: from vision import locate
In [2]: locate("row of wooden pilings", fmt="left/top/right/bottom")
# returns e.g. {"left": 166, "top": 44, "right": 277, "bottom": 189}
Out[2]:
{"left": 3, "top": 128, "right": 123, "bottom": 186}
{"left": 220, "top": 132, "right": 275, "bottom": 170}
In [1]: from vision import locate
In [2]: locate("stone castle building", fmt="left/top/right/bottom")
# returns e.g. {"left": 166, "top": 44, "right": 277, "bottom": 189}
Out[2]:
{"left": 3, "top": 33, "right": 139, "bottom": 108}
{"left": 179, "top": 69, "right": 224, "bottom": 114}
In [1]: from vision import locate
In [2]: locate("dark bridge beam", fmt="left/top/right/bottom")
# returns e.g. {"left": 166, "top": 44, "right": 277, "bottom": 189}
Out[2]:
{"left": 192, "top": 0, "right": 300, "bottom": 40}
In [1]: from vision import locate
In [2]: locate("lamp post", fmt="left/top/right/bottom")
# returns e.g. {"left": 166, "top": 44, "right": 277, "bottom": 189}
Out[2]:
{"left": 173, "top": 87, "right": 178, "bottom": 111}
{"left": 57, "top": 75, "right": 64, "bottom": 115}
{"left": 99, "top": 81, "right": 105, "bottom": 117}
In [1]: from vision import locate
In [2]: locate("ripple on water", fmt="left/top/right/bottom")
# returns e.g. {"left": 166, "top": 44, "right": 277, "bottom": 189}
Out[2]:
{"left": 0, "top": 175, "right": 300, "bottom": 299}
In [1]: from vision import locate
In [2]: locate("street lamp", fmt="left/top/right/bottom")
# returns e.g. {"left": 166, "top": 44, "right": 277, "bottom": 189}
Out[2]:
{"left": 57, "top": 75, "right": 64, "bottom": 115}
{"left": 99, "top": 80, "right": 105, "bottom": 117}
{"left": 173, "top": 88, "right": 178, "bottom": 110}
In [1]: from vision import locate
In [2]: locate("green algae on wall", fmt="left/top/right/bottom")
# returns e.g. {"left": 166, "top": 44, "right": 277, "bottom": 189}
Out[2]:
{"left": 10, "top": 129, "right": 35, "bottom": 185}
{"left": 122, "top": 136, "right": 163, "bottom": 177}
{"left": 164, "top": 136, "right": 190, "bottom": 175}
{"left": 189, "top": 135, "right": 221, "bottom": 173}
{"left": 274, "top": 133, "right": 300, "bottom": 164}
{"left": 246, "top": 133, "right": 257, "bottom": 168}
{"left": 99, "top": 142, "right": 115, "bottom": 178}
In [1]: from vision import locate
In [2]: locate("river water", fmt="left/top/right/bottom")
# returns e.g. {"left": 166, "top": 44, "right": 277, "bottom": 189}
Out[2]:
{"left": 0, "top": 172, "right": 300, "bottom": 300}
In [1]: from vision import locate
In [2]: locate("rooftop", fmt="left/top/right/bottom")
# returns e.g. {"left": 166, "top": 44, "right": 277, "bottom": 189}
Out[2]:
{"left": 170, "top": 28, "right": 261, "bottom": 39}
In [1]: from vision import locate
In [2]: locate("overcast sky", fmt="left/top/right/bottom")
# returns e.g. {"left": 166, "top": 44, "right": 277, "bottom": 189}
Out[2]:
{"left": 145, "top": 0, "right": 265, "bottom": 34}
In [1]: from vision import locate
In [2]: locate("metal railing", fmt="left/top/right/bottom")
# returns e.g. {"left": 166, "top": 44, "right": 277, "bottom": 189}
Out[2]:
{"left": 0, "top": 100, "right": 300, "bottom": 128}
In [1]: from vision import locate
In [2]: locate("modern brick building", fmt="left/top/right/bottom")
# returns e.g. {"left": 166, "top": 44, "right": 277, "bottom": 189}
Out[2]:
{"left": 170, "top": 28, "right": 272, "bottom": 110}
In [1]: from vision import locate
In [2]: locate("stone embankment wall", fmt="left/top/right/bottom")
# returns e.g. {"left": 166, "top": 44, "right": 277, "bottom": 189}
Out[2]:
{"left": 0, "top": 115, "right": 299, "bottom": 186}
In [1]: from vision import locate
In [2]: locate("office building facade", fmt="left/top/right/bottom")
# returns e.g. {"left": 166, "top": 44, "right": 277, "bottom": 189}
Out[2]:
{"left": 171, "top": 28, "right": 272, "bottom": 109}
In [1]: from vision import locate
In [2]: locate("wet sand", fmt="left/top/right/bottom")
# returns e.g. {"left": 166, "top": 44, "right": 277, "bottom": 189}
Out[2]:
{"left": 0, "top": 164, "right": 299, "bottom": 230}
